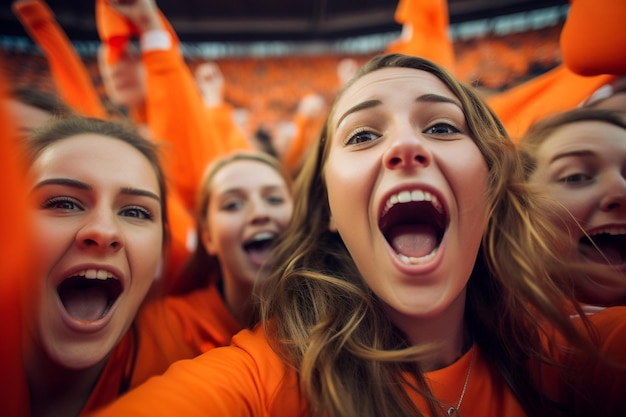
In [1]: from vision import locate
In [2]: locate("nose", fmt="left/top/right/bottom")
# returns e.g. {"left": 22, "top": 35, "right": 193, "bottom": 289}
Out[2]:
{"left": 76, "top": 208, "right": 123, "bottom": 252}
{"left": 248, "top": 196, "right": 271, "bottom": 226}
{"left": 383, "top": 129, "right": 431, "bottom": 170}
{"left": 599, "top": 170, "right": 626, "bottom": 212}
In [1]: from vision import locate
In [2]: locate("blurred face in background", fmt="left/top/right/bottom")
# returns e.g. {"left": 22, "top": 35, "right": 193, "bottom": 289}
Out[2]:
{"left": 98, "top": 45, "right": 146, "bottom": 110}
{"left": 529, "top": 120, "right": 626, "bottom": 303}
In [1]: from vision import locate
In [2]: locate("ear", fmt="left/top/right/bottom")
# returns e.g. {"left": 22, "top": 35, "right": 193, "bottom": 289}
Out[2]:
{"left": 200, "top": 229, "right": 217, "bottom": 255}
{"left": 328, "top": 213, "right": 338, "bottom": 233}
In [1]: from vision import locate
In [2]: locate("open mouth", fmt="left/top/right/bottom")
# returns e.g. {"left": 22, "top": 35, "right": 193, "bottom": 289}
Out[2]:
{"left": 579, "top": 229, "right": 626, "bottom": 266}
{"left": 57, "top": 270, "right": 123, "bottom": 322}
{"left": 380, "top": 190, "right": 447, "bottom": 265}
{"left": 242, "top": 231, "right": 277, "bottom": 266}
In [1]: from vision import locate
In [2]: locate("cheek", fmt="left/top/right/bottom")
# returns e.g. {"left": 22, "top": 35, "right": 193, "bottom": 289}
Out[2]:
{"left": 325, "top": 153, "right": 373, "bottom": 230}
{"left": 549, "top": 188, "right": 592, "bottom": 222}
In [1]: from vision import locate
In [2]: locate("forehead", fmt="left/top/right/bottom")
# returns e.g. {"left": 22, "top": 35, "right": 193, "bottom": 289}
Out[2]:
{"left": 331, "top": 67, "right": 457, "bottom": 125}
{"left": 32, "top": 133, "right": 160, "bottom": 192}
{"left": 210, "top": 159, "right": 287, "bottom": 192}
{"left": 538, "top": 120, "right": 626, "bottom": 157}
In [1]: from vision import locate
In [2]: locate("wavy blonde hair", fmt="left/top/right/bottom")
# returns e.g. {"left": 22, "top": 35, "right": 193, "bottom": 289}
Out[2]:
{"left": 257, "top": 54, "right": 601, "bottom": 417}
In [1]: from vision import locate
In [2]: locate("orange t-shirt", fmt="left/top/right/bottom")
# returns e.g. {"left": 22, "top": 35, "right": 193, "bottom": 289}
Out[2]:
{"left": 15, "top": 284, "right": 241, "bottom": 416}
{"left": 87, "top": 306, "right": 626, "bottom": 416}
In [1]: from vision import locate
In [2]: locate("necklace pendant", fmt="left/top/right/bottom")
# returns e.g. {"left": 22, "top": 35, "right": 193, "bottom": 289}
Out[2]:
{"left": 447, "top": 406, "right": 458, "bottom": 416}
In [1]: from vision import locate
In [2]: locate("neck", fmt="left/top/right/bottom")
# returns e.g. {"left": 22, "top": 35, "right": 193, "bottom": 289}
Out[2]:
{"left": 24, "top": 344, "right": 107, "bottom": 417}
{"left": 392, "top": 289, "right": 469, "bottom": 371}
{"left": 221, "top": 273, "right": 254, "bottom": 325}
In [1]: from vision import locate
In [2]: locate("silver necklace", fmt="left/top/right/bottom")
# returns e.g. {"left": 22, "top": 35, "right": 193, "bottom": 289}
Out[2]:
{"left": 446, "top": 345, "right": 475, "bottom": 416}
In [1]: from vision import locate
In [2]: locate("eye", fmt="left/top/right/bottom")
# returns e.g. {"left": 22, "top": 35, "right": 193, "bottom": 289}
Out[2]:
{"left": 222, "top": 199, "right": 243, "bottom": 211}
{"left": 120, "top": 206, "right": 153, "bottom": 220}
{"left": 345, "top": 128, "right": 380, "bottom": 145}
{"left": 558, "top": 173, "right": 593, "bottom": 185}
{"left": 42, "top": 196, "right": 82, "bottom": 211}
{"left": 267, "top": 194, "right": 286, "bottom": 205}
{"left": 424, "top": 122, "right": 461, "bottom": 135}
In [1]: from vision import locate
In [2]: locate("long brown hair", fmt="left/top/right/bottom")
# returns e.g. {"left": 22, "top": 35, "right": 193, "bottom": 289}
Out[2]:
{"left": 257, "top": 54, "right": 601, "bottom": 417}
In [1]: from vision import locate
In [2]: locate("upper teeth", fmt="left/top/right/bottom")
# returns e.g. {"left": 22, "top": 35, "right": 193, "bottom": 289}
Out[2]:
{"left": 383, "top": 190, "right": 443, "bottom": 216}
{"left": 75, "top": 269, "right": 113, "bottom": 280}
{"left": 588, "top": 226, "right": 626, "bottom": 236}
{"left": 250, "top": 232, "right": 276, "bottom": 242}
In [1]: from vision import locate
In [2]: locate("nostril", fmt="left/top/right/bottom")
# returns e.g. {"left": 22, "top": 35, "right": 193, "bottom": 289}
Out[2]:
{"left": 415, "top": 155, "right": 427, "bottom": 164}
{"left": 388, "top": 156, "right": 402, "bottom": 167}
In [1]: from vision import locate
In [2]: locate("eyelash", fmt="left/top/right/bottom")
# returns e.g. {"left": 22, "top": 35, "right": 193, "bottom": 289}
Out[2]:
{"left": 344, "top": 122, "right": 462, "bottom": 146}
{"left": 42, "top": 197, "right": 153, "bottom": 220}
{"left": 120, "top": 206, "right": 154, "bottom": 220}
{"left": 42, "top": 196, "right": 82, "bottom": 211}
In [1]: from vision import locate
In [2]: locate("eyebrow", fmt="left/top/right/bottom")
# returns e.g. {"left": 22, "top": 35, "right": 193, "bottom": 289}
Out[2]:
{"left": 549, "top": 149, "right": 595, "bottom": 164}
{"left": 335, "top": 93, "right": 462, "bottom": 129}
{"left": 32, "top": 178, "right": 161, "bottom": 202}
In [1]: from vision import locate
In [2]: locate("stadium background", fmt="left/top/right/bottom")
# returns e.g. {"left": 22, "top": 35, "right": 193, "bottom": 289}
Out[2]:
{"left": 0, "top": 0, "right": 570, "bottom": 137}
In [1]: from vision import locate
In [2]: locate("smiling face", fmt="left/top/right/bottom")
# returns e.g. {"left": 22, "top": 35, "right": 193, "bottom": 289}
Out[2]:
{"left": 324, "top": 67, "right": 489, "bottom": 336}
{"left": 529, "top": 120, "right": 626, "bottom": 301}
{"left": 201, "top": 159, "right": 293, "bottom": 288}
{"left": 27, "top": 133, "right": 163, "bottom": 369}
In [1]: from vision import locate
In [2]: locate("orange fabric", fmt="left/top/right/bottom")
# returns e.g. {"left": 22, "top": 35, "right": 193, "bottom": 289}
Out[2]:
{"left": 560, "top": 0, "right": 626, "bottom": 76}
{"left": 161, "top": 189, "right": 195, "bottom": 283}
{"left": 16, "top": 285, "right": 241, "bottom": 416}
{"left": 13, "top": 0, "right": 106, "bottom": 118}
{"left": 386, "top": 0, "right": 456, "bottom": 73}
{"left": 84, "top": 307, "right": 626, "bottom": 417}
{"left": 0, "top": 65, "right": 30, "bottom": 417}
{"left": 486, "top": 65, "right": 616, "bottom": 141}
{"left": 95, "top": 0, "right": 179, "bottom": 65}
{"left": 88, "top": 326, "right": 525, "bottom": 416}
{"left": 282, "top": 113, "right": 324, "bottom": 175}
{"left": 141, "top": 44, "right": 251, "bottom": 212}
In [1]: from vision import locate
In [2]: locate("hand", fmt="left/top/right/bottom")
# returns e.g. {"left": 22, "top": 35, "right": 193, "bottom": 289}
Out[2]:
{"left": 106, "top": 0, "right": 162, "bottom": 32}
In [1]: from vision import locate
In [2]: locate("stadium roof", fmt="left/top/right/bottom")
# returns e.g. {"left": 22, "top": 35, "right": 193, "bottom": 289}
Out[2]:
{"left": 1, "top": 0, "right": 569, "bottom": 43}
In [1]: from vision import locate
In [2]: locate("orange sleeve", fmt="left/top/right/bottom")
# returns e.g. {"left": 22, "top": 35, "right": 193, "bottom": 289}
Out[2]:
{"left": 87, "top": 327, "right": 305, "bottom": 417}
{"left": 486, "top": 65, "right": 616, "bottom": 141}
{"left": 204, "top": 103, "right": 252, "bottom": 154}
{"left": 141, "top": 46, "right": 226, "bottom": 212}
{"left": 0, "top": 63, "right": 31, "bottom": 417}
{"left": 13, "top": 0, "right": 106, "bottom": 118}
{"left": 161, "top": 190, "right": 194, "bottom": 285}
{"left": 386, "top": 0, "right": 456, "bottom": 73}
{"left": 282, "top": 112, "right": 324, "bottom": 176}
{"left": 560, "top": 0, "right": 626, "bottom": 76}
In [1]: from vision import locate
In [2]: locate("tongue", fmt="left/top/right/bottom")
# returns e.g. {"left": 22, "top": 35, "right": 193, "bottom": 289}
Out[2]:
{"left": 388, "top": 224, "right": 437, "bottom": 258}
{"left": 580, "top": 242, "right": 626, "bottom": 265}
{"left": 247, "top": 246, "right": 273, "bottom": 268}
{"left": 60, "top": 285, "right": 108, "bottom": 322}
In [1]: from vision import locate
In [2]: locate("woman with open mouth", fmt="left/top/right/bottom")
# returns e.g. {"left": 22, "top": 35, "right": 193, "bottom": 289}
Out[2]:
{"left": 20, "top": 116, "right": 264, "bottom": 417}
{"left": 90, "top": 54, "right": 626, "bottom": 417}
{"left": 173, "top": 151, "right": 293, "bottom": 327}
{"left": 520, "top": 108, "right": 626, "bottom": 307}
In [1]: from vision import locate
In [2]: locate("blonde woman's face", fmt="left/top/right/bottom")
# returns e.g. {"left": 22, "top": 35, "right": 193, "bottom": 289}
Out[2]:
{"left": 324, "top": 67, "right": 489, "bottom": 337}
{"left": 530, "top": 120, "right": 626, "bottom": 302}
{"left": 201, "top": 159, "right": 293, "bottom": 287}
{"left": 27, "top": 134, "right": 163, "bottom": 369}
